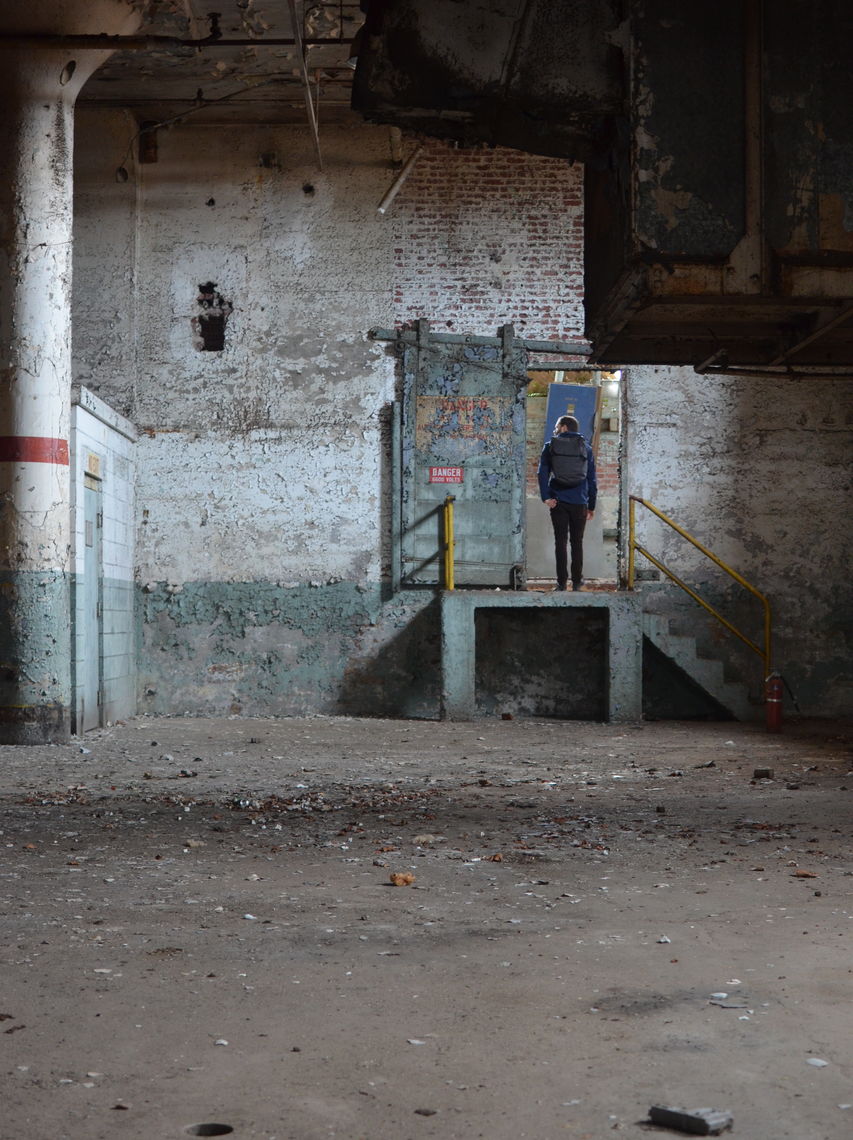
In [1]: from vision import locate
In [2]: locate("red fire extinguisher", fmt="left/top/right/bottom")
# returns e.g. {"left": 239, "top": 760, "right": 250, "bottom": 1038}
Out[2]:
{"left": 765, "top": 672, "right": 783, "bottom": 733}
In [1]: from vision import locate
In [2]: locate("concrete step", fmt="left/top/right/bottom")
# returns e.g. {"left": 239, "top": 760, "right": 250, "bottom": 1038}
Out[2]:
{"left": 642, "top": 612, "right": 754, "bottom": 721}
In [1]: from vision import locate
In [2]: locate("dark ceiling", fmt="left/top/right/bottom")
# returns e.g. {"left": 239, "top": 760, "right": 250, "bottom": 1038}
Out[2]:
{"left": 353, "top": 0, "right": 853, "bottom": 373}
{"left": 6, "top": 0, "right": 853, "bottom": 371}
{"left": 77, "top": 1, "right": 365, "bottom": 125}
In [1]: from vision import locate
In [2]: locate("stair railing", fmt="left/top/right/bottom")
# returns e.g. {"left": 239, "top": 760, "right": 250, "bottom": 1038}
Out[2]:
{"left": 443, "top": 494, "right": 456, "bottom": 590}
{"left": 628, "top": 495, "right": 772, "bottom": 680}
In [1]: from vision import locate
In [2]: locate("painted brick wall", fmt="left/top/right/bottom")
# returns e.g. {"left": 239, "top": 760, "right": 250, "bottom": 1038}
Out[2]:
{"left": 392, "top": 140, "right": 585, "bottom": 343}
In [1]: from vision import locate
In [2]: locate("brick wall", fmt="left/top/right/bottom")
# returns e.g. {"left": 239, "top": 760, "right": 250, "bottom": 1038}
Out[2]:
{"left": 393, "top": 140, "right": 585, "bottom": 342}
{"left": 596, "top": 433, "right": 621, "bottom": 496}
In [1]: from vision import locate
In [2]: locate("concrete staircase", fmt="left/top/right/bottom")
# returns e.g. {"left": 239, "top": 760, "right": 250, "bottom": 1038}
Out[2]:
{"left": 642, "top": 612, "right": 754, "bottom": 721}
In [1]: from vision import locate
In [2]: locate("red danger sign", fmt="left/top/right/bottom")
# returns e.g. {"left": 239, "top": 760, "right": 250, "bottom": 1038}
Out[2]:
{"left": 428, "top": 466, "right": 464, "bottom": 484}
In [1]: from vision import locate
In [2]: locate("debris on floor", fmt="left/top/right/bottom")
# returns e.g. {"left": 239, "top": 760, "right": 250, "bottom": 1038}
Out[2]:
{"left": 648, "top": 1104, "right": 734, "bottom": 1135}
{"left": 1, "top": 715, "right": 850, "bottom": 1139}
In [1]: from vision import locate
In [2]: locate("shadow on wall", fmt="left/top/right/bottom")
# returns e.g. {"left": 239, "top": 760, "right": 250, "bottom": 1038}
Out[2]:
{"left": 377, "top": 396, "right": 398, "bottom": 599}
{"left": 339, "top": 597, "right": 442, "bottom": 718}
{"left": 475, "top": 608, "right": 608, "bottom": 720}
{"left": 642, "top": 640, "right": 734, "bottom": 721}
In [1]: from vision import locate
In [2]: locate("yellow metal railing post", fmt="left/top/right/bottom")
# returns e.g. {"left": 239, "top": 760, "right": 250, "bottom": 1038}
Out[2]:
{"left": 443, "top": 494, "right": 456, "bottom": 590}
{"left": 628, "top": 495, "right": 637, "bottom": 588}
{"left": 629, "top": 495, "right": 772, "bottom": 684}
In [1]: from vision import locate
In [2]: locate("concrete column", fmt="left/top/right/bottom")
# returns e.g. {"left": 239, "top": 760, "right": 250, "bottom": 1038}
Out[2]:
{"left": 605, "top": 595, "right": 643, "bottom": 722}
{"left": 0, "top": 4, "right": 139, "bottom": 741}
{"left": 440, "top": 592, "right": 476, "bottom": 720}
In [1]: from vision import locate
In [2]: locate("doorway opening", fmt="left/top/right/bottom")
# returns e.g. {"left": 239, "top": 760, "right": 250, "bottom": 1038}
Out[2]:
{"left": 525, "top": 367, "right": 623, "bottom": 589}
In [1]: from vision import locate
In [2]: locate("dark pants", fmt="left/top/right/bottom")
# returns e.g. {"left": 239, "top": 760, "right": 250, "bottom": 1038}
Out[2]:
{"left": 549, "top": 501, "right": 587, "bottom": 587}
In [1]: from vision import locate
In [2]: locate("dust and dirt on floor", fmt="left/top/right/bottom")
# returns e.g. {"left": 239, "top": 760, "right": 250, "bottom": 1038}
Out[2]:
{"left": 1, "top": 715, "right": 851, "bottom": 1140}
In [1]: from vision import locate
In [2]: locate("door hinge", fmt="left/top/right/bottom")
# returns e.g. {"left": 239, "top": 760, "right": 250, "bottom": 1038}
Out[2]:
{"left": 96, "top": 601, "right": 103, "bottom": 619}
{"left": 97, "top": 688, "right": 104, "bottom": 707}
{"left": 96, "top": 511, "right": 103, "bottom": 529}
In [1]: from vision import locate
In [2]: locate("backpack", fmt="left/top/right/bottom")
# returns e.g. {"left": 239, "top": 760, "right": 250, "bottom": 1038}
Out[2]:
{"left": 549, "top": 434, "right": 588, "bottom": 488}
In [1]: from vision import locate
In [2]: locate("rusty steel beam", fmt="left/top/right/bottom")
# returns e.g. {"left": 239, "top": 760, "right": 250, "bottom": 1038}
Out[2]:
{"left": 768, "top": 302, "right": 853, "bottom": 366}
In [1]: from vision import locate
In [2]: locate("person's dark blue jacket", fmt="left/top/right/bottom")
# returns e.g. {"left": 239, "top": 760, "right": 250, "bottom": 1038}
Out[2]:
{"left": 537, "top": 431, "right": 597, "bottom": 509}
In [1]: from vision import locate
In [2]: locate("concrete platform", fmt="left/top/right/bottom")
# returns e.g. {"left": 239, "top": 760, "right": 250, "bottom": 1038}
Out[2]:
{"left": 440, "top": 588, "right": 643, "bottom": 721}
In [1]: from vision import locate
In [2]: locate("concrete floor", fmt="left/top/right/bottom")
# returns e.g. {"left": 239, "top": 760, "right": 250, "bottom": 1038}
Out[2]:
{"left": 1, "top": 715, "right": 851, "bottom": 1140}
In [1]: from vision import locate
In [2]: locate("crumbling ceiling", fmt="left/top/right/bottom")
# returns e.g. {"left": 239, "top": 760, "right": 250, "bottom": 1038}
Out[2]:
{"left": 4, "top": 0, "right": 853, "bottom": 371}
{"left": 76, "top": 1, "right": 365, "bottom": 125}
{"left": 353, "top": 0, "right": 853, "bottom": 373}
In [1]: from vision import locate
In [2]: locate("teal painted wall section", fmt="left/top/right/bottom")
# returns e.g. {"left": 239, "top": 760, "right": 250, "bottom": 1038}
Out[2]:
{"left": 138, "top": 582, "right": 441, "bottom": 719}
{"left": 0, "top": 570, "right": 70, "bottom": 741}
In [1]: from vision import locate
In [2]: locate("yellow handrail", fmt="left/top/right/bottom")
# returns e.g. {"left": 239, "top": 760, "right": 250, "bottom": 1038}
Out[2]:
{"left": 443, "top": 494, "right": 456, "bottom": 590}
{"left": 628, "top": 495, "right": 772, "bottom": 679}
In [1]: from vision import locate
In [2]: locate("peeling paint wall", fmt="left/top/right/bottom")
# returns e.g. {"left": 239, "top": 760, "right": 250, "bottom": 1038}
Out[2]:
{"left": 72, "top": 111, "right": 851, "bottom": 720}
{"left": 72, "top": 117, "right": 593, "bottom": 717}
{"left": 627, "top": 366, "right": 853, "bottom": 716}
{"left": 73, "top": 109, "right": 139, "bottom": 412}
{"left": 72, "top": 114, "right": 424, "bottom": 715}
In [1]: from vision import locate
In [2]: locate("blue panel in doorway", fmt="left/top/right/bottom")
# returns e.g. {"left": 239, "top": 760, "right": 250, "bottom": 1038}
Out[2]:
{"left": 543, "top": 383, "right": 597, "bottom": 446}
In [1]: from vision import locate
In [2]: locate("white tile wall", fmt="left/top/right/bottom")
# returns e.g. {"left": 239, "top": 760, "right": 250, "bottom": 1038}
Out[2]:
{"left": 70, "top": 388, "right": 137, "bottom": 728}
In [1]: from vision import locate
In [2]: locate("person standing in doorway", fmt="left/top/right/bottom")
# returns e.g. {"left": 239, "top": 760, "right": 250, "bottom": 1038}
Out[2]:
{"left": 538, "top": 414, "right": 597, "bottom": 591}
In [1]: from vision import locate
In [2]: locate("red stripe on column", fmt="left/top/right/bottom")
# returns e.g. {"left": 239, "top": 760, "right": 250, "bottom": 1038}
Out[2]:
{"left": 0, "top": 437, "right": 69, "bottom": 465}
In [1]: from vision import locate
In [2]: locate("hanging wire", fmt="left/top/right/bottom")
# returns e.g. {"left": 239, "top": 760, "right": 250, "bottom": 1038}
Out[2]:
{"left": 113, "top": 77, "right": 281, "bottom": 179}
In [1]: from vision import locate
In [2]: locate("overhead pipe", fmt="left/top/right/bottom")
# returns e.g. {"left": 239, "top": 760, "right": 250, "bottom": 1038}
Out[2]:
{"left": 0, "top": 34, "right": 354, "bottom": 49}
{"left": 767, "top": 301, "right": 853, "bottom": 366}
{"left": 0, "top": 9, "right": 353, "bottom": 53}
{"left": 377, "top": 144, "right": 424, "bottom": 214}
{"left": 696, "top": 365, "right": 852, "bottom": 380}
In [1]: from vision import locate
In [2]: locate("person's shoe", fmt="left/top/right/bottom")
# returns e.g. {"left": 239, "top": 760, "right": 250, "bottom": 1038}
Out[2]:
{"left": 555, "top": 582, "right": 567, "bottom": 592}
{"left": 571, "top": 580, "right": 583, "bottom": 591}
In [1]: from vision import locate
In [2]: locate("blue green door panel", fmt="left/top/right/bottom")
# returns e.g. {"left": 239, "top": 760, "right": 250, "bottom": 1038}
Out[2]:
{"left": 401, "top": 323, "right": 528, "bottom": 587}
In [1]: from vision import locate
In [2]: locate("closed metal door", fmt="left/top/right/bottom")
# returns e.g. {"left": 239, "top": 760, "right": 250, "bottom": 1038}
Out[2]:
{"left": 81, "top": 482, "right": 103, "bottom": 731}
{"left": 401, "top": 322, "right": 528, "bottom": 587}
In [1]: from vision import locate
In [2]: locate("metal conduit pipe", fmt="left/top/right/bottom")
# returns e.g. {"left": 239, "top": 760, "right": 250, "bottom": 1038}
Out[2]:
{"left": 377, "top": 144, "right": 424, "bottom": 215}
{"left": 0, "top": 34, "right": 353, "bottom": 50}
{"left": 0, "top": 26, "right": 353, "bottom": 49}
{"left": 696, "top": 365, "right": 853, "bottom": 380}
{"left": 767, "top": 301, "right": 853, "bottom": 366}
{"left": 0, "top": 8, "right": 354, "bottom": 50}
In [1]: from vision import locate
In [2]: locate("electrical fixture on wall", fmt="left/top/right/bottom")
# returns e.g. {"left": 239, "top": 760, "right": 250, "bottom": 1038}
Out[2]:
{"left": 377, "top": 143, "right": 424, "bottom": 214}
{"left": 111, "top": 80, "right": 282, "bottom": 184}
